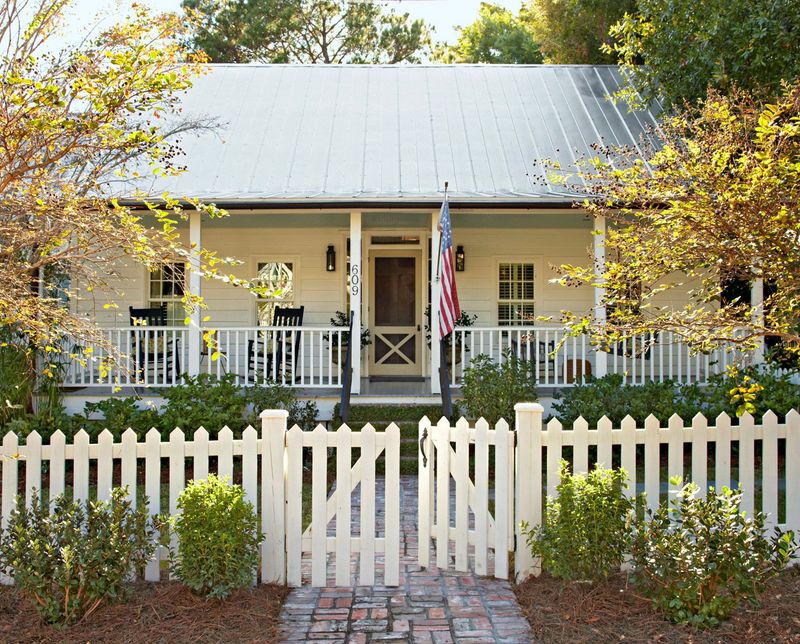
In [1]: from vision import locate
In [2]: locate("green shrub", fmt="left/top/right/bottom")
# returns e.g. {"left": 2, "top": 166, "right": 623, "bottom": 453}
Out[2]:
{"left": 161, "top": 373, "right": 246, "bottom": 436}
{"left": 552, "top": 374, "right": 681, "bottom": 426}
{"left": 552, "top": 368, "right": 800, "bottom": 426}
{"left": 83, "top": 397, "right": 160, "bottom": 439}
{"left": 244, "top": 381, "right": 318, "bottom": 430}
{"left": 522, "top": 461, "right": 636, "bottom": 581}
{"left": 461, "top": 350, "right": 537, "bottom": 425}
{"left": 170, "top": 475, "right": 260, "bottom": 599}
{"left": 631, "top": 480, "right": 798, "bottom": 628}
{"left": 0, "top": 488, "right": 155, "bottom": 625}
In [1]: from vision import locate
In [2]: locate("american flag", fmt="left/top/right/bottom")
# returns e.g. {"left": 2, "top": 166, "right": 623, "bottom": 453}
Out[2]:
{"left": 437, "top": 199, "right": 461, "bottom": 339}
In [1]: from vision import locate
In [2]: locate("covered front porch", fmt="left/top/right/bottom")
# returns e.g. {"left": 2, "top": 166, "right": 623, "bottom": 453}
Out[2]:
{"left": 64, "top": 207, "right": 762, "bottom": 398}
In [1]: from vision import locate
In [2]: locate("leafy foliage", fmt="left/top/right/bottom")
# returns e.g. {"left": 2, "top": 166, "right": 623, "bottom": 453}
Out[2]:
{"left": 631, "top": 480, "right": 798, "bottom": 627}
{"left": 608, "top": 0, "right": 800, "bottom": 108}
{"left": 434, "top": 2, "right": 542, "bottom": 64}
{"left": 461, "top": 350, "right": 537, "bottom": 425}
{"left": 553, "top": 368, "right": 800, "bottom": 426}
{"left": 0, "top": 488, "right": 155, "bottom": 625}
{"left": 329, "top": 310, "right": 371, "bottom": 348}
{"left": 183, "top": 0, "right": 431, "bottom": 64}
{"left": 0, "top": 0, "right": 248, "bottom": 367}
{"left": 244, "top": 381, "right": 318, "bottom": 430}
{"left": 170, "top": 475, "right": 260, "bottom": 599}
{"left": 161, "top": 373, "right": 244, "bottom": 436}
{"left": 556, "top": 84, "right": 800, "bottom": 359}
{"left": 83, "top": 397, "right": 160, "bottom": 440}
{"left": 523, "top": 462, "right": 636, "bottom": 581}
{"left": 528, "top": 0, "right": 634, "bottom": 64}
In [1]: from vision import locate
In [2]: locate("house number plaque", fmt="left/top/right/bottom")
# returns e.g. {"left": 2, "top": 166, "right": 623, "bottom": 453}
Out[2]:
{"left": 350, "top": 264, "right": 360, "bottom": 296}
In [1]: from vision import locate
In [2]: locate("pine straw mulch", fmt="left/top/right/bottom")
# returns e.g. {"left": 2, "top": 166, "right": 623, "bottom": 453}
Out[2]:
{"left": 0, "top": 582, "right": 290, "bottom": 644}
{"left": 515, "top": 568, "right": 800, "bottom": 643}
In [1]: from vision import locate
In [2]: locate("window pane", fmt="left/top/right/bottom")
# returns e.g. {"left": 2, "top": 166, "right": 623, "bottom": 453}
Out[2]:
{"left": 498, "top": 262, "right": 535, "bottom": 326}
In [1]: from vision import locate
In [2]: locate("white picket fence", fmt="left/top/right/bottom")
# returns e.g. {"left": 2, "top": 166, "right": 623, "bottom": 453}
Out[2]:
{"left": 513, "top": 404, "right": 800, "bottom": 580}
{"left": 0, "top": 411, "right": 400, "bottom": 588}
{"left": 418, "top": 417, "right": 516, "bottom": 579}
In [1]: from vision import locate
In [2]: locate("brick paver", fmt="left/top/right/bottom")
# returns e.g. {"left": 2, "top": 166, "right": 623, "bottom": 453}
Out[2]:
{"left": 278, "top": 476, "right": 531, "bottom": 643}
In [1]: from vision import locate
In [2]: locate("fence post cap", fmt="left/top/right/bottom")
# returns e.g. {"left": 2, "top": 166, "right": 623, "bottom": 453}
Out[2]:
{"left": 514, "top": 402, "right": 544, "bottom": 412}
{"left": 259, "top": 409, "right": 290, "bottom": 419}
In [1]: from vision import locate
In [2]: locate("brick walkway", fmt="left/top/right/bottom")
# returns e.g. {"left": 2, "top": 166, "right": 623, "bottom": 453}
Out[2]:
{"left": 278, "top": 476, "right": 532, "bottom": 643}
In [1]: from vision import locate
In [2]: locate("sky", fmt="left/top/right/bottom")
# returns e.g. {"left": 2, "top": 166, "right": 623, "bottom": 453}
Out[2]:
{"left": 55, "top": 0, "right": 523, "bottom": 48}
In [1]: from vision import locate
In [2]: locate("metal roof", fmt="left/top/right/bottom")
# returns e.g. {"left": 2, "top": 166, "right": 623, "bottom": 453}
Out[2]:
{"left": 132, "top": 64, "right": 660, "bottom": 206}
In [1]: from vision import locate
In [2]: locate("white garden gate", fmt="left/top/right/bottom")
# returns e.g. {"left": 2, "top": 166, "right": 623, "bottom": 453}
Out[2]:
{"left": 417, "top": 416, "right": 516, "bottom": 579}
{"left": 261, "top": 410, "right": 401, "bottom": 588}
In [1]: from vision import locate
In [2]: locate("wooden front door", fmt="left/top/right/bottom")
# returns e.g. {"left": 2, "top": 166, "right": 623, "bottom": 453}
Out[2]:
{"left": 369, "top": 251, "right": 422, "bottom": 377}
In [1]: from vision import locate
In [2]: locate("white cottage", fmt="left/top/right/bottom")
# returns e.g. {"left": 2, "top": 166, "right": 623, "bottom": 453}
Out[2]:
{"left": 65, "top": 64, "right": 745, "bottom": 418}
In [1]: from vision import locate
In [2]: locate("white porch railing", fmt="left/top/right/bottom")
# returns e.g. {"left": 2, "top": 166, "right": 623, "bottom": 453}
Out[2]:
{"left": 63, "top": 326, "right": 348, "bottom": 388}
{"left": 448, "top": 326, "right": 752, "bottom": 388}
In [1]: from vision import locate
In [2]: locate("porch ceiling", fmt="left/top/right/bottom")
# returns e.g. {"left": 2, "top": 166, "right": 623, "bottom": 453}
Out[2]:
{"left": 124, "top": 64, "right": 660, "bottom": 206}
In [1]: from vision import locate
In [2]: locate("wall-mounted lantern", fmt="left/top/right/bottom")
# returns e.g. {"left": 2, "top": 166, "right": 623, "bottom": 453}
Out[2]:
{"left": 455, "top": 245, "right": 465, "bottom": 272}
{"left": 326, "top": 245, "right": 336, "bottom": 272}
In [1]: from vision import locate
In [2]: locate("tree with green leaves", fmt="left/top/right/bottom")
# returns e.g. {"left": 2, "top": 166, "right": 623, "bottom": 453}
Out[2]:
{"left": 434, "top": 2, "right": 541, "bottom": 64}
{"left": 528, "top": 0, "right": 634, "bottom": 64}
{"left": 608, "top": 0, "right": 800, "bottom": 108}
{"left": 182, "top": 0, "right": 432, "bottom": 64}
{"left": 554, "top": 84, "right": 800, "bottom": 358}
{"left": 0, "top": 0, "right": 252, "bottom": 378}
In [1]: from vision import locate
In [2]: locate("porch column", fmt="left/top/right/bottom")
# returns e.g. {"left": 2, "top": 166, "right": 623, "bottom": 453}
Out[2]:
{"left": 751, "top": 277, "right": 765, "bottom": 364}
{"left": 593, "top": 215, "right": 608, "bottom": 377}
{"left": 187, "top": 211, "right": 202, "bottom": 376}
{"left": 431, "top": 210, "right": 441, "bottom": 395}
{"left": 349, "top": 211, "right": 362, "bottom": 394}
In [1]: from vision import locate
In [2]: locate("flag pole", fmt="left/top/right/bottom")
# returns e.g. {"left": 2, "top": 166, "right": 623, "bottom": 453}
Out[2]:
{"left": 437, "top": 181, "right": 453, "bottom": 420}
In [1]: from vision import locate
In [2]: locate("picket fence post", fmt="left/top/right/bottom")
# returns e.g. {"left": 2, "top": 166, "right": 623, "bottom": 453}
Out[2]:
{"left": 261, "top": 409, "right": 288, "bottom": 585}
{"left": 515, "top": 402, "right": 544, "bottom": 581}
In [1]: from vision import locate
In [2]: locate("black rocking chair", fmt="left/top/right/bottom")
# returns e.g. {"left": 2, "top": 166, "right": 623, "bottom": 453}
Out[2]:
{"left": 129, "top": 305, "right": 181, "bottom": 383}
{"left": 247, "top": 305, "right": 305, "bottom": 383}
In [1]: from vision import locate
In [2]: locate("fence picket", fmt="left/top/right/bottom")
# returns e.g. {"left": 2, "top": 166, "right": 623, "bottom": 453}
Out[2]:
{"left": 668, "top": 415, "right": 683, "bottom": 489}
{"left": 336, "top": 424, "right": 353, "bottom": 586}
{"left": 49, "top": 430, "right": 66, "bottom": 501}
{"left": 121, "top": 429, "right": 137, "bottom": 508}
{"left": 787, "top": 410, "right": 800, "bottom": 533}
{"left": 144, "top": 428, "right": 162, "bottom": 582}
{"left": 597, "top": 417, "right": 612, "bottom": 470}
{"left": 359, "top": 424, "right": 376, "bottom": 586}
{"left": 285, "top": 424, "right": 303, "bottom": 587}
{"left": 311, "top": 424, "right": 328, "bottom": 587}
{"left": 495, "top": 419, "right": 510, "bottom": 580}
{"left": 454, "top": 418, "right": 470, "bottom": 572}
{"left": 546, "top": 418, "right": 562, "bottom": 497}
{"left": 74, "top": 430, "right": 90, "bottom": 504}
{"left": 474, "top": 418, "right": 489, "bottom": 576}
{"left": 644, "top": 415, "right": 660, "bottom": 511}
{"left": 384, "top": 423, "right": 400, "bottom": 586}
{"left": 435, "top": 417, "right": 451, "bottom": 569}
{"left": 262, "top": 410, "right": 287, "bottom": 585}
{"left": 573, "top": 417, "right": 589, "bottom": 475}
{"left": 97, "top": 430, "right": 114, "bottom": 502}
{"left": 218, "top": 427, "right": 233, "bottom": 480}
{"left": 715, "top": 413, "right": 732, "bottom": 491}
{"left": 690, "top": 414, "right": 708, "bottom": 496}
{"left": 193, "top": 427, "right": 209, "bottom": 481}
{"left": 762, "top": 411, "right": 779, "bottom": 529}
{"left": 168, "top": 429, "right": 185, "bottom": 579}
{"left": 1, "top": 432, "right": 18, "bottom": 584}
{"left": 25, "top": 431, "right": 42, "bottom": 506}
{"left": 418, "top": 417, "right": 433, "bottom": 570}
{"left": 739, "top": 413, "right": 755, "bottom": 515}
{"left": 620, "top": 416, "right": 636, "bottom": 495}
{"left": 242, "top": 426, "right": 258, "bottom": 513}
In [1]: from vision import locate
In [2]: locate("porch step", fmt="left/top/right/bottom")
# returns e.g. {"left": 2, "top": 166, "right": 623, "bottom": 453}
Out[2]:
{"left": 333, "top": 403, "right": 450, "bottom": 424}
